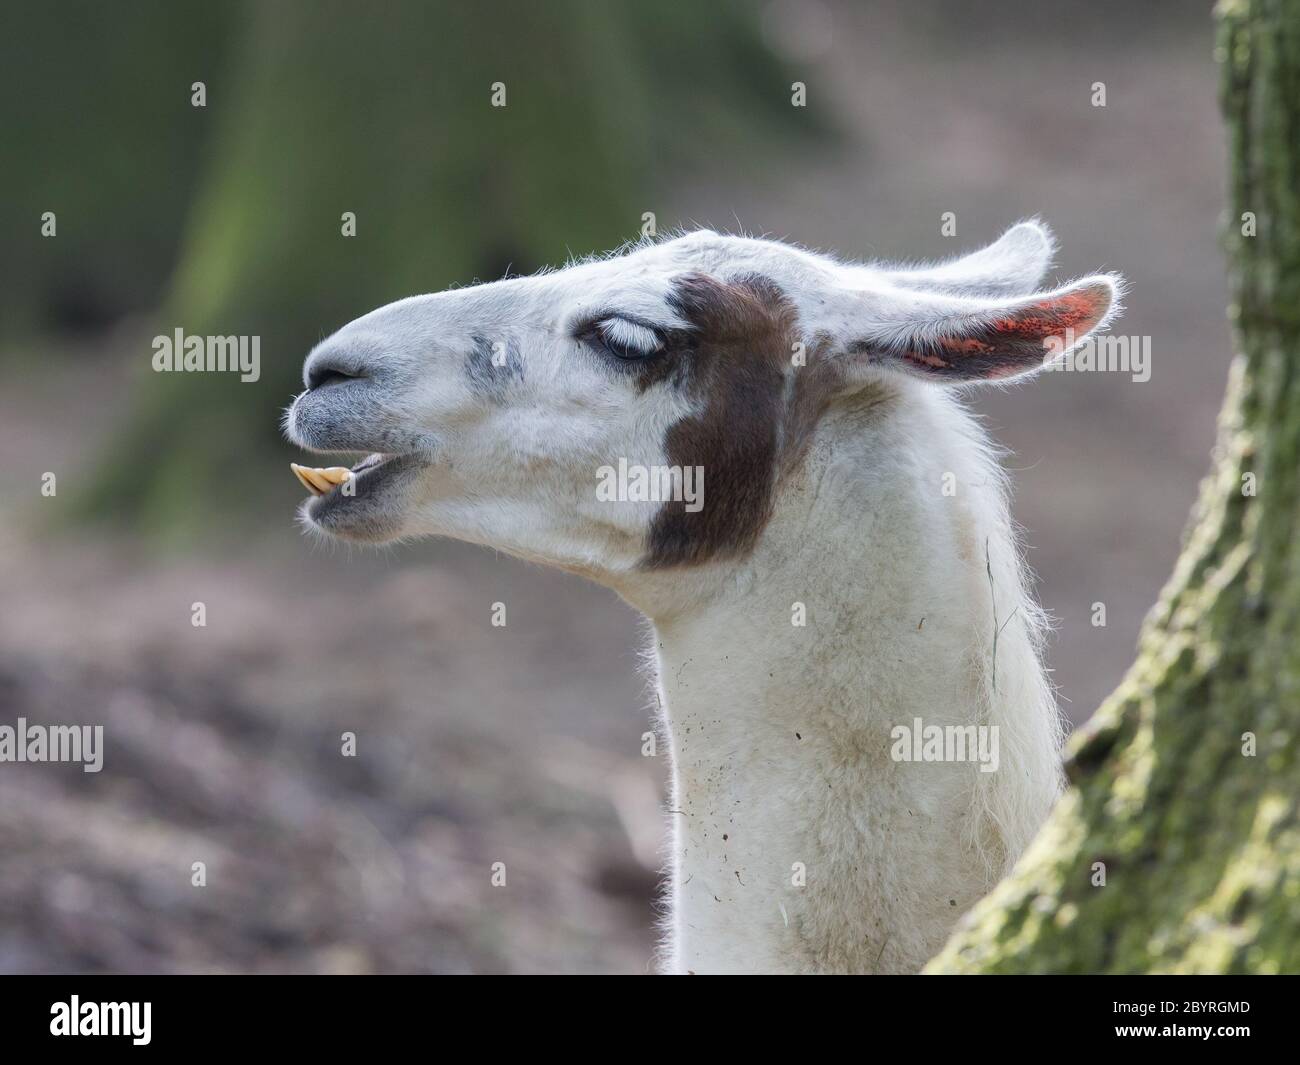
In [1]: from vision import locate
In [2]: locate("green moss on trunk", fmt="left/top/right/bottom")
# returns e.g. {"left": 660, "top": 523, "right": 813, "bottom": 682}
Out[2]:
{"left": 927, "top": 0, "right": 1300, "bottom": 975}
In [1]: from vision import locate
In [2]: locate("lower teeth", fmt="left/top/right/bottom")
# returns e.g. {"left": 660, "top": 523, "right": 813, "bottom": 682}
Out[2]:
{"left": 290, "top": 463, "right": 353, "bottom": 496}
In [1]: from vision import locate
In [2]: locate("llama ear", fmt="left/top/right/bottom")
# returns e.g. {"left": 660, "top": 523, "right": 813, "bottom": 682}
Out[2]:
{"left": 839, "top": 273, "right": 1124, "bottom": 384}
{"left": 879, "top": 221, "right": 1056, "bottom": 298}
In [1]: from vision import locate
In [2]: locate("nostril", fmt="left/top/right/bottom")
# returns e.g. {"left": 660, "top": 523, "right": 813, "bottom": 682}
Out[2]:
{"left": 307, "top": 364, "right": 364, "bottom": 391}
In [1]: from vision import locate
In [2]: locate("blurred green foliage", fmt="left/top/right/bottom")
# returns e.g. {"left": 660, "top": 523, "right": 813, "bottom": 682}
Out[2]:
{"left": 0, "top": 0, "right": 237, "bottom": 336}
{"left": 4, "top": 0, "right": 823, "bottom": 537}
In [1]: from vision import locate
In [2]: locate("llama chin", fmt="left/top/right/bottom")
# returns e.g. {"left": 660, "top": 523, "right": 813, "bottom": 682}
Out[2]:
{"left": 284, "top": 222, "right": 1123, "bottom": 973}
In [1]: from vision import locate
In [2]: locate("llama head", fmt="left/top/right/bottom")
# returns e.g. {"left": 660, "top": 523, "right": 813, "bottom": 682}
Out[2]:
{"left": 285, "top": 223, "right": 1121, "bottom": 581}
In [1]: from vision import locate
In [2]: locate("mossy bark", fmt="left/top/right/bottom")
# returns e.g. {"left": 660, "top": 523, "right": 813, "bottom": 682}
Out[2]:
{"left": 927, "top": 0, "right": 1300, "bottom": 974}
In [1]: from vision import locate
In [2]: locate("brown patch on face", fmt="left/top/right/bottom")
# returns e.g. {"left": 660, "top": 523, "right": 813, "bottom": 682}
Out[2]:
{"left": 642, "top": 273, "right": 847, "bottom": 569}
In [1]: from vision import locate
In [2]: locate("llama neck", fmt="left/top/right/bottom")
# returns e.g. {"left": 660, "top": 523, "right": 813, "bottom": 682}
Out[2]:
{"left": 636, "top": 389, "right": 1061, "bottom": 974}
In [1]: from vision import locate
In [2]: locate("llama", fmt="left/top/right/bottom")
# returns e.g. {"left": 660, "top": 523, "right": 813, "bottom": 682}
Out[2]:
{"left": 284, "top": 223, "right": 1122, "bottom": 973}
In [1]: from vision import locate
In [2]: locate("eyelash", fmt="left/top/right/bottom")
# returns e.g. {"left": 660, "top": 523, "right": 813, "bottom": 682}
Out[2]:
{"left": 581, "top": 317, "right": 664, "bottom": 361}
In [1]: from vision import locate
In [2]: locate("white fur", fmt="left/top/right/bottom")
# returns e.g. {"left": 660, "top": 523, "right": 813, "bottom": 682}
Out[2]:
{"left": 636, "top": 384, "right": 1063, "bottom": 973}
{"left": 285, "top": 223, "right": 1122, "bottom": 973}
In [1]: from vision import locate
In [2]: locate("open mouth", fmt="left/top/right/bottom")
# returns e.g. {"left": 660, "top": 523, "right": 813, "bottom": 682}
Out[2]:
{"left": 288, "top": 451, "right": 426, "bottom": 542}
{"left": 289, "top": 463, "right": 352, "bottom": 496}
{"left": 289, "top": 452, "right": 392, "bottom": 497}
{"left": 289, "top": 451, "right": 405, "bottom": 498}
{"left": 284, "top": 387, "right": 435, "bottom": 541}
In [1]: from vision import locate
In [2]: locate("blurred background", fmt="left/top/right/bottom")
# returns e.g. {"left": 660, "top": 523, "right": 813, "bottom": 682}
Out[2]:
{"left": 0, "top": 0, "right": 1229, "bottom": 973}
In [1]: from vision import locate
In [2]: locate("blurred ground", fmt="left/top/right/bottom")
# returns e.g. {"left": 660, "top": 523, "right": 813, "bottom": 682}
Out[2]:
{"left": 0, "top": 2, "right": 1229, "bottom": 972}
{"left": 0, "top": 531, "right": 658, "bottom": 973}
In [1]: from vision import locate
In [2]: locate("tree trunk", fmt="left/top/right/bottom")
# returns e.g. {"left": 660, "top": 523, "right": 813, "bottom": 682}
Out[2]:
{"left": 927, "top": 0, "right": 1300, "bottom": 975}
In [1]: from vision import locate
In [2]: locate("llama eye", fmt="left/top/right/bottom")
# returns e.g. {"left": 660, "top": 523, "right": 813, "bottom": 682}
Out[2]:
{"left": 590, "top": 317, "right": 663, "bottom": 361}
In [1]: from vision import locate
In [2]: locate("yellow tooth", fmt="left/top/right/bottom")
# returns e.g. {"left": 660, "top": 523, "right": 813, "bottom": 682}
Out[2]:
{"left": 303, "top": 468, "right": 334, "bottom": 493}
{"left": 318, "top": 467, "right": 353, "bottom": 485}
{"left": 291, "top": 463, "right": 355, "bottom": 495}
{"left": 290, "top": 463, "right": 325, "bottom": 496}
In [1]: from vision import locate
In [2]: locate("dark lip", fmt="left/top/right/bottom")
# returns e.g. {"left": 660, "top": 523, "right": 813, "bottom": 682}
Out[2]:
{"left": 349, "top": 452, "right": 390, "bottom": 474}
{"left": 303, "top": 452, "right": 425, "bottom": 519}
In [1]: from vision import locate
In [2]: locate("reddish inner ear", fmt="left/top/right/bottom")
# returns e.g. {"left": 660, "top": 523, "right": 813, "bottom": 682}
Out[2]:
{"left": 892, "top": 282, "right": 1112, "bottom": 381}
{"left": 988, "top": 287, "right": 1108, "bottom": 346}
